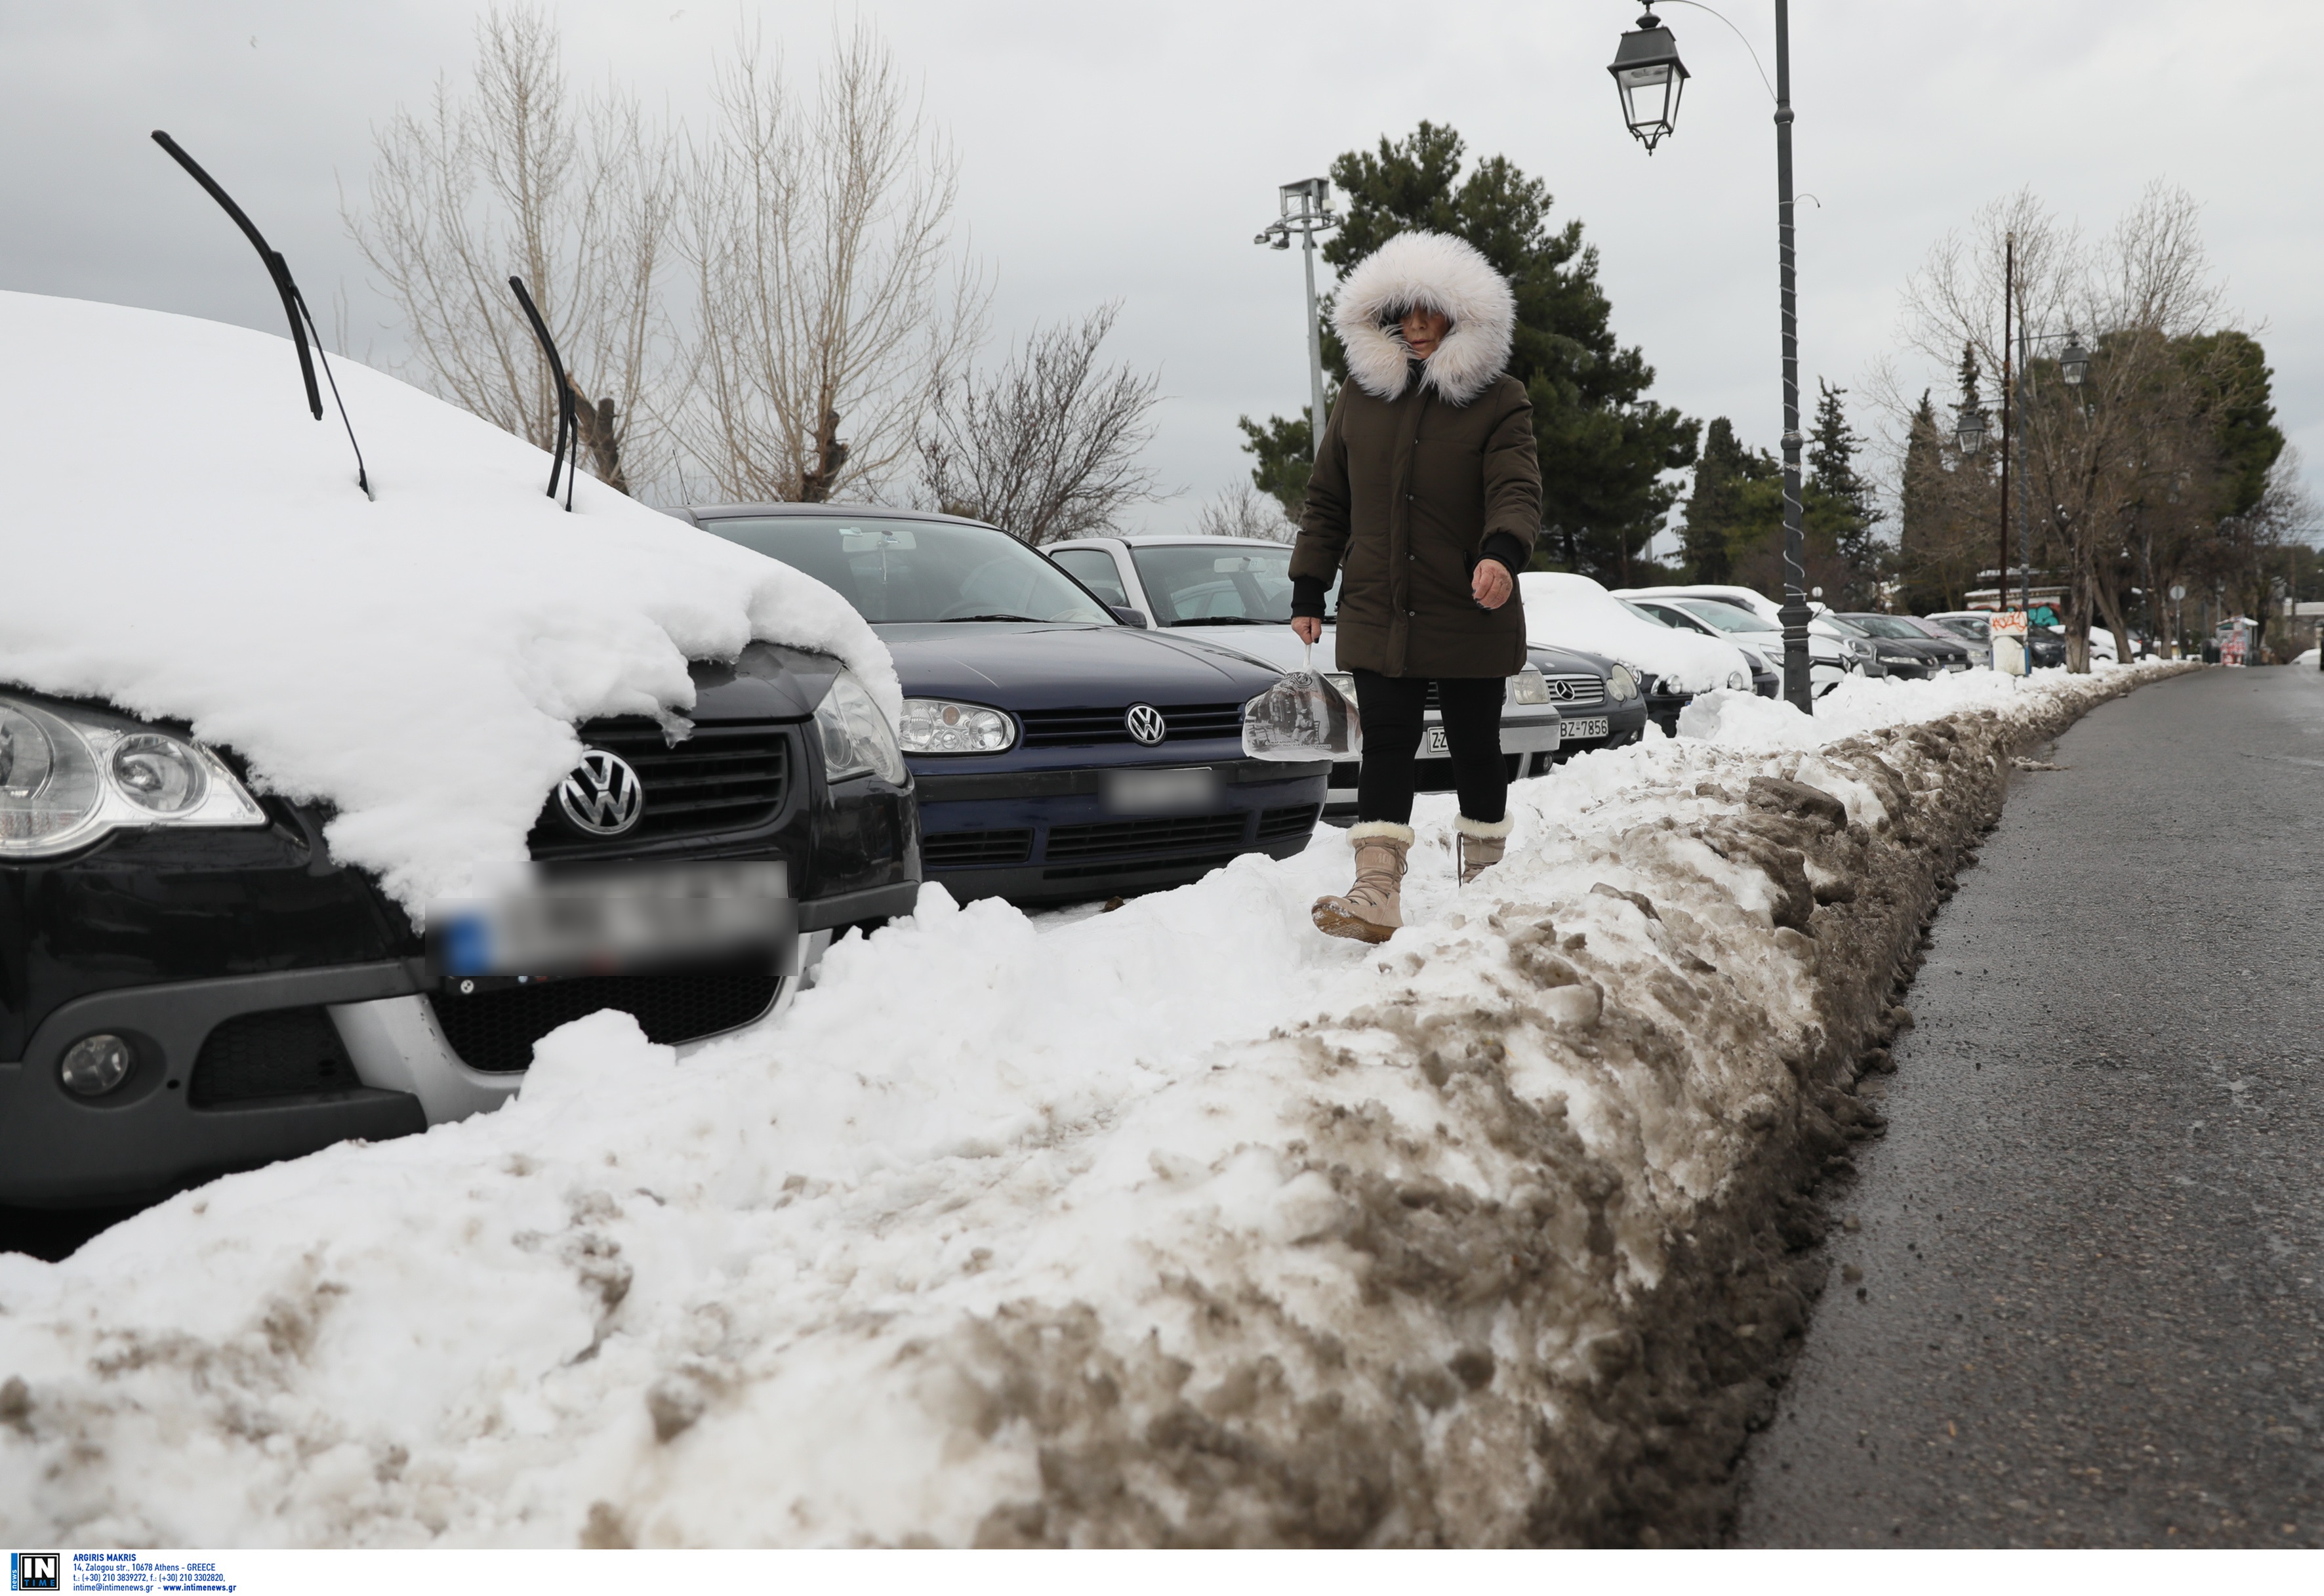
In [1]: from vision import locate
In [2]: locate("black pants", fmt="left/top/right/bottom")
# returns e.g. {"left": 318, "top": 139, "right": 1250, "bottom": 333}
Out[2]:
{"left": 1350, "top": 670, "right": 1505, "bottom": 826}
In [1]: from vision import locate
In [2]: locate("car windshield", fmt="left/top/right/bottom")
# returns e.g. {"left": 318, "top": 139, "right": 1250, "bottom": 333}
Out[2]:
{"left": 1618, "top": 598, "right": 1677, "bottom": 628}
{"left": 1127, "top": 542, "right": 1337, "bottom": 625}
{"left": 1846, "top": 615, "right": 1926, "bottom": 640}
{"left": 1675, "top": 598, "right": 1780, "bottom": 634}
{"left": 701, "top": 516, "right": 1114, "bottom": 625}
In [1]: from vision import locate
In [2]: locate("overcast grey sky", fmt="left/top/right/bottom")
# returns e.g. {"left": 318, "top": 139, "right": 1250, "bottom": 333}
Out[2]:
{"left": 5, "top": 1, "right": 2318, "bottom": 544}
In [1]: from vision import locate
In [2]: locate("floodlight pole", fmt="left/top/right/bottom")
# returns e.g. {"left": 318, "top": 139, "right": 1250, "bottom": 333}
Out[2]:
{"left": 1300, "top": 215, "right": 1329, "bottom": 449}
{"left": 1256, "top": 180, "right": 1341, "bottom": 457}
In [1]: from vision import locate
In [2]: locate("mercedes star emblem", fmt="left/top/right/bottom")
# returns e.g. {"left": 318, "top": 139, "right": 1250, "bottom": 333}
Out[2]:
{"left": 558, "top": 748, "right": 645, "bottom": 836}
{"left": 1124, "top": 704, "right": 1167, "bottom": 746}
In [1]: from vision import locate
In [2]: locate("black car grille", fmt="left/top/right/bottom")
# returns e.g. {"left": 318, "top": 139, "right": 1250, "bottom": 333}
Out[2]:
{"left": 924, "top": 829, "right": 1035, "bottom": 868}
{"left": 530, "top": 718, "right": 791, "bottom": 856}
{"left": 1017, "top": 703, "right": 1245, "bottom": 747}
{"left": 427, "top": 966, "right": 782, "bottom": 1073}
{"left": 1419, "top": 676, "right": 1603, "bottom": 710}
{"left": 1255, "top": 804, "right": 1321, "bottom": 842}
{"left": 190, "top": 1007, "right": 363, "bottom": 1108}
{"left": 1044, "top": 813, "right": 1248, "bottom": 861}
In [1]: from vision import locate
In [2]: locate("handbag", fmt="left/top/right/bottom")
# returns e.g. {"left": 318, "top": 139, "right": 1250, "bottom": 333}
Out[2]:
{"left": 1241, "top": 642, "right": 1361, "bottom": 760}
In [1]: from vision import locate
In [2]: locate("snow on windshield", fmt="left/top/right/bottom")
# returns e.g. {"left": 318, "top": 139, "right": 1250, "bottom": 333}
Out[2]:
{"left": 1519, "top": 572, "right": 1750, "bottom": 691}
{"left": 0, "top": 293, "right": 893, "bottom": 911}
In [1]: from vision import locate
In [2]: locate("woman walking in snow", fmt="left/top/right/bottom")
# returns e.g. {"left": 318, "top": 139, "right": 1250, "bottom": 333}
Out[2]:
{"left": 1289, "top": 231, "right": 1541, "bottom": 943}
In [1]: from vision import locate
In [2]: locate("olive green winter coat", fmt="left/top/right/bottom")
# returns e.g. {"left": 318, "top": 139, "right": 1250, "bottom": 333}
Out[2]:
{"left": 1287, "top": 230, "right": 1541, "bottom": 679}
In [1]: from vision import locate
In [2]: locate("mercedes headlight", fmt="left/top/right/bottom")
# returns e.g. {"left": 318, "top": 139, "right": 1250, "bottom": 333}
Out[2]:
{"left": 815, "top": 673, "right": 910, "bottom": 783}
{"left": 897, "top": 697, "right": 1015, "bottom": 755}
{"left": 1726, "top": 669, "right": 1750, "bottom": 691}
{"left": 0, "top": 695, "right": 265, "bottom": 859}
{"left": 1507, "top": 666, "right": 1552, "bottom": 706}
{"left": 1606, "top": 665, "right": 1641, "bottom": 703}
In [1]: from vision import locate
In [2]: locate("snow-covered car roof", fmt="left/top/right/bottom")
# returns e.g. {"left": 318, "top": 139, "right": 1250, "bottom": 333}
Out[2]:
{"left": 1521, "top": 573, "right": 1752, "bottom": 692}
{"left": 0, "top": 292, "right": 893, "bottom": 911}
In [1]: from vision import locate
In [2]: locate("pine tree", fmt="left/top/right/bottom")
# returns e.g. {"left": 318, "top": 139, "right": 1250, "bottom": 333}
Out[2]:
{"left": 1895, "top": 390, "right": 1946, "bottom": 611}
{"left": 1239, "top": 122, "right": 1698, "bottom": 577}
{"left": 1236, "top": 413, "right": 1316, "bottom": 520}
{"left": 1681, "top": 419, "right": 1758, "bottom": 583}
{"left": 1808, "top": 379, "right": 1881, "bottom": 604}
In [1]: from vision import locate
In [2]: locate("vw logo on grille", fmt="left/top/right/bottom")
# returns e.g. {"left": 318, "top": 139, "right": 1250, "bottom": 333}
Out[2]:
{"left": 557, "top": 748, "right": 645, "bottom": 836}
{"left": 1124, "top": 704, "right": 1167, "bottom": 746}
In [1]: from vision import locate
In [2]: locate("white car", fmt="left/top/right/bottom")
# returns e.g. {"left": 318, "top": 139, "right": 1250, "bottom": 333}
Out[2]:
{"left": 1045, "top": 535, "right": 1629, "bottom": 815}
{"left": 1518, "top": 572, "right": 1757, "bottom": 734}
{"left": 1616, "top": 583, "right": 1865, "bottom": 692}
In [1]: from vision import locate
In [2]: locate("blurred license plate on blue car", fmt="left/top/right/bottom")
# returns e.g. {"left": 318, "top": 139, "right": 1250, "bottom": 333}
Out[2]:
{"left": 427, "top": 862, "right": 795, "bottom": 982}
{"left": 1103, "top": 766, "right": 1221, "bottom": 815}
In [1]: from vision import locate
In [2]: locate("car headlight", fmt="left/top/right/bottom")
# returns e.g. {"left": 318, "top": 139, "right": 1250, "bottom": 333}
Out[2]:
{"left": 1322, "top": 672, "right": 1358, "bottom": 706}
{"left": 1726, "top": 669, "right": 1750, "bottom": 691}
{"left": 1606, "top": 665, "right": 1641, "bottom": 702}
{"left": 1507, "top": 666, "right": 1552, "bottom": 705}
{"left": 815, "top": 673, "right": 910, "bottom": 784}
{"left": 897, "top": 697, "right": 1016, "bottom": 755}
{"left": 0, "top": 695, "right": 265, "bottom": 859}
{"left": 1846, "top": 638, "right": 1876, "bottom": 658}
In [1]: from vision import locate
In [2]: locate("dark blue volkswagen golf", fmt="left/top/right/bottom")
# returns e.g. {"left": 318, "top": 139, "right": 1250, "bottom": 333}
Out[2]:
{"left": 675, "top": 504, "right": 1329, "bottom": 906}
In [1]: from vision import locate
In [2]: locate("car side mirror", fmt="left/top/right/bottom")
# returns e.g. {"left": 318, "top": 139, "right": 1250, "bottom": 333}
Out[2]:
{"left": 1109, "top": 605, "right": 1150, "bottom": 629}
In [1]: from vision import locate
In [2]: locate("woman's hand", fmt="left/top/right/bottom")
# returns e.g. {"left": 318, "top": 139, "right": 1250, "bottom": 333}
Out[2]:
{"left": 1291, "top": 615, "right": 1324, "bottom": 645}
{"left": 1472, "top": 560, "right": 1513, "bottom": 610}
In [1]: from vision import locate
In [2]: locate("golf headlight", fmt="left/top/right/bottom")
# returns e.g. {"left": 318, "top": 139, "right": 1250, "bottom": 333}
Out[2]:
{"left": 0, "top": 695, "right": 264, "bottom": 859}
{"left": 1508, "top": 666, "right": 1553, "bottom": 705}
{"left": 815, "top": 673, "right": 910, "bottom": 783}
{"left": 897, "top": 698, "right": 1016, "bottom": 754}
{"left": 1726, "top": 669, "right": 1750, "bottom": 691}
{"left": 1606, "top": 665, "right": 1641, "bottom": 702}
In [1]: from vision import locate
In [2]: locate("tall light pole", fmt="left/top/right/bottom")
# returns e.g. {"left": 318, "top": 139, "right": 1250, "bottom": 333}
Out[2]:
{"left": 1255, "top": 178, "right": 1341, "bottom": 457}
{"left": 1608, "top": 5, "right": 1813, "bottom": 711}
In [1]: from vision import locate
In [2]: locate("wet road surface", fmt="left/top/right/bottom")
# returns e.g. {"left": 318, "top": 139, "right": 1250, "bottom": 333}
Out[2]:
{"left": 1736, "top": 665, "right": 2324, "bottom": 1547}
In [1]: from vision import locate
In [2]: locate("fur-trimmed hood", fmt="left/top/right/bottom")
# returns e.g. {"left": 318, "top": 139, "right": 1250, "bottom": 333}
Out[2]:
{"left": 1333, "top": 231, "right": 1517, "bottom": 409}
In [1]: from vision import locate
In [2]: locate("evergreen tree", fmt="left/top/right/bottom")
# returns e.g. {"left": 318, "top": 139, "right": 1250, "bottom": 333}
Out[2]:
{"left": 1808, "top": 379, "right": 1880, "bottom": 602}
{"left": 1238, "top": 121, "right": 1697, "bottom": 577}
{"left": 1236, "top": 413, "right": 1316, "bottom": 520}
{"left": 1679, "top": 418, "right": 1771, "bottom": 583}
{"left": 1895, "top": 390, "right": 1947, "bottom": 611}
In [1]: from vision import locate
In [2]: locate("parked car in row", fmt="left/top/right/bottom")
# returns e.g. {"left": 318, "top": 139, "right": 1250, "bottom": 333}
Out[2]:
{"left": 1926, "top": 611, "right": 2068, "bottom": 668}
{"left": 680, "top": 512, "right": 1328, "bottom": 901}
{"left": 1048, "top": 535, "right": 1643, "bottom": 819}
{"left": 1617, "top": 584, "right": 1862, "bottom": 692}
{"left": 1, "top": 294, "right": 922, "bottom": 1208}
{"left": 1520, "top": 573, "right": 1760, "bottom": 735}
{"left": 1618, "top": 596, "right": 1784, "bottom": 699}
{"left": 1837, "top": 613, "right": 1976, "bottom": 674}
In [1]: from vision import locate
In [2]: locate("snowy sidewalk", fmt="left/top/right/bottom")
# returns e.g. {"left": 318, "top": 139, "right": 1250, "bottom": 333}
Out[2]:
{"left": 0, "top": 664, "right": 2195, "bottom": 1547}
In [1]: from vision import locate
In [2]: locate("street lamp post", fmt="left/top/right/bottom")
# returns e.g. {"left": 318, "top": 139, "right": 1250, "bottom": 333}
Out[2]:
{"left": 1608, "top": 5, "right": 1812, "bottom": 711}
{"left": 1255, "top": 179, "right": 1341, "bottom": 460}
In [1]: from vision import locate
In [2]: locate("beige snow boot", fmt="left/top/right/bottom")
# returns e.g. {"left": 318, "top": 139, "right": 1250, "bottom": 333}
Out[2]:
{"left": 1312, "top": 822, "right": 1413, "bottom": 944}
{"left": 1456, "top": 814, "right": 1513, "bottom": 886}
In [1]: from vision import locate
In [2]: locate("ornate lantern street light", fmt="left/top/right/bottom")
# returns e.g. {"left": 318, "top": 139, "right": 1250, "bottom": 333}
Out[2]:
{"left": 1608, "top": 10, "right": 1690, "bottom": 152}
{"left": 1954, "top": 401, "right": 1988, "bottom": 457}
{"left": 2060, "top": 333, "right": 2090, "bottom": 388}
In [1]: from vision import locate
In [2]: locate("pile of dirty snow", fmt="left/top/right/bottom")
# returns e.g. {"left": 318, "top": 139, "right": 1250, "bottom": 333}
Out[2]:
{"left": 0, "top": 662, "right": 2196, "bottom": 1546}
{"left": 0, "top": 293, "right": 891, "bottom": 910}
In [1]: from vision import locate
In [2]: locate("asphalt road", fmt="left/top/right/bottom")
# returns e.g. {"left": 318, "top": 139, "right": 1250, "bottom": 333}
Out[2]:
{"left": 1737, "top": 664, "right": 2324, "bottom": 1547}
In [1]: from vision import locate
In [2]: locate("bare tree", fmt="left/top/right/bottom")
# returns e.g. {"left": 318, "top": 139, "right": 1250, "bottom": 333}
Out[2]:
{"left": 346, "top": 4, "right": 672, "bottom": 493}
{"left": 915, "top": 303, "right": 1166, "bottom": 544}
{"left": 1193, "top": 482, "right": 1298, "bottom": 542}
{"left": 676, "top": 21, "right": 988, "bottom": 505}
{"left": 1886, "top": 184, "right": 2245, "bottom": 669}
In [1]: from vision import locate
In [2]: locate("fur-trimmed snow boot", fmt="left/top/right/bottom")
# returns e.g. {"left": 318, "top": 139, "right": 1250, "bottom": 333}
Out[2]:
{"left": 1312, "top": 821, "right": 1412, "bottom": 943}
{"left": 1456, "top": 813, "right": 1513, "bottom": 886}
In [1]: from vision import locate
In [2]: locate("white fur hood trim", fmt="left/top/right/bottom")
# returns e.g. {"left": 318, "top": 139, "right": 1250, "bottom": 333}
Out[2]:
{"left": 1334, "top": 231, "right": 1517, "bottom": 408}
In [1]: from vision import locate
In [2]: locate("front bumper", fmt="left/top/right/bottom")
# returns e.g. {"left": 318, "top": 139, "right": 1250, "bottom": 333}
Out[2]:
{"left": 915, "top": 753, "right": 1330, "bottom": 905}
{"left": 0, "top": 880, "right": 916, "bottom": 1208}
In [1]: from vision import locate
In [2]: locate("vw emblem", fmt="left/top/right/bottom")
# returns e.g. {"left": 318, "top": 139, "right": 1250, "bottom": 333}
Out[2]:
{"left": 557, "top": 748, "right": 645, "bottom": 836}
{"left": 1124, "top": 704, "right": 1166, "bottom": 746}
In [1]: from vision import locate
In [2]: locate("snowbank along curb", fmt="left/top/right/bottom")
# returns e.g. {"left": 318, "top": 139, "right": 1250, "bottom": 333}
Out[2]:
{"left": 0, "top": 664, "right": 2199, "bottom": 1547}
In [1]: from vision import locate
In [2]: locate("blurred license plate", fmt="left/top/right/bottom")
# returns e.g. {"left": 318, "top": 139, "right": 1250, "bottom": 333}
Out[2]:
{"left": 1424, "top": 726, "right": 1450, "bottom": 754}
{"left": 427, "top": 862, "right": 795, "bottom": 982}
{"left": 1561, "top": 716, "right": 1610, "bottom": 739}
{"left": 1103, "top": 766, "right": 1221, "bottom": 814}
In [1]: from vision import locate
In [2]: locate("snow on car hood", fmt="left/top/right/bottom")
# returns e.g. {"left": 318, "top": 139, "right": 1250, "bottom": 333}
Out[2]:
{"left": 1520, "top": 572, "right": 1749, "bottom": 692}
{"left": 0, "top": 292, "right": 894, "bottom": 911}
